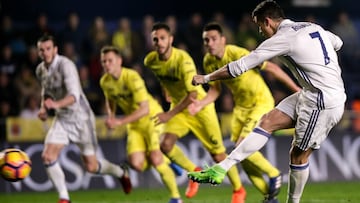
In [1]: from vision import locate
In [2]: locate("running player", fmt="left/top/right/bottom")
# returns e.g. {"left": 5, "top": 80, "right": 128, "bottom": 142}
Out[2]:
{"left": 36, "top": 35, "right": 132, "bottom": 203}
{"left": 99, "top": 45, "right": 182, "bottom": 203}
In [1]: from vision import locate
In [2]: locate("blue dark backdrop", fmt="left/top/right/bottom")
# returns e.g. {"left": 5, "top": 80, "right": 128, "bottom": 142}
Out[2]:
{"left": 1, "top": 0, "right": 358, "bottom": 22}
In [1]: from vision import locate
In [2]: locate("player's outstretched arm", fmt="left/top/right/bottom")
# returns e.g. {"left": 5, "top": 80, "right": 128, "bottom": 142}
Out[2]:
{"left": 192, "top": 65, "right": 233, "bottom": 86}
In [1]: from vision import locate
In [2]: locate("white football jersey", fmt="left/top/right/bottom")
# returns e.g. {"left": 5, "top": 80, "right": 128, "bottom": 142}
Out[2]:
{"left": 228, "top": 19, "right": 346, "bottom": 109}
{"left": 36, "top": 55, "right": 93, "bottom": 122}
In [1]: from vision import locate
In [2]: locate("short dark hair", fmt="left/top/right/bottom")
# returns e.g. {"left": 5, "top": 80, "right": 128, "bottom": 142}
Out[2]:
{"left": 37, "top": 34, "right": 57, "bottom": 46}
{"left": 203, "top": 22, "right": 223, "bottom": 35}
{"left": 152, "top": 22, "right": 171, "bottom": 33}
{"left": 252, "top": 0, "right": 285, "bottom": 23}
{"left": 100, "top": 45, "right": 121, "bottom": 56}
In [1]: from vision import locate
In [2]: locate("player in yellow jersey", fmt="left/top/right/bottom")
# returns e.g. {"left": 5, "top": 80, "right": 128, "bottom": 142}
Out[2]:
{"left": 143, "top": 22, "right": 245, "bottom": 203}
{"left": 99, "top": 46, "right": 183, "bottom": 203}
{"left": 188, "top": 22, "right": 301, "bottom": 203}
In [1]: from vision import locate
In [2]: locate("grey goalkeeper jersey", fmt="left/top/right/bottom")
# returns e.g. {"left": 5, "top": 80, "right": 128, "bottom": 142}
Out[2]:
{"left": 36, "top": 54, "right": 93, "bottom": 122}
{"left": 228, "top": 19, "right": 346, "bottom": 109}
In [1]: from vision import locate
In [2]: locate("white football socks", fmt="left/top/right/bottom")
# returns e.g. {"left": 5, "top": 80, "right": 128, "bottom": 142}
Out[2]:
{"left": 287, "top": 162, "right": 310, "bottom": 203}
{"left": 218, "top": 127, "right": 270, "bottom": 171}
{"left": 45, "top": 161, "right": 69, "bottom": 200}
{"left": 97, "top": 159, "right": 124, "bottom": 178}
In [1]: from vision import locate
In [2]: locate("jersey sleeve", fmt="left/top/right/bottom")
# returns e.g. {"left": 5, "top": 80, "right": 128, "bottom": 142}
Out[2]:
{"left": 325, "top": 31, "right": 343, "bottom": 51}
{"left": 129, "top": 71, "right": 149, "bottom": 103}
{"left": 35, "top": 64, "right": 45, "bottom": 97}
{"left": 62, "top": 60, "right": 82, "bottom": 102}
{"left": 181, "top": 57, "right": 198, "bottom": 92}
{"left": 228, "top": 34, "right": 290, "bottom": 77}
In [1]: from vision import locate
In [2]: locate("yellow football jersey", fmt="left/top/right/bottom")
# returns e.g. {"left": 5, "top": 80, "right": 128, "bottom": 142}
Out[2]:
{"left": 144, "top": 47, "right": 206, "bottom": 105}
{"left": 100, "top": 67, "right": 162, "bottom": 122}
{"left": 203, "top": 45, "right": 274, "bottom": 108}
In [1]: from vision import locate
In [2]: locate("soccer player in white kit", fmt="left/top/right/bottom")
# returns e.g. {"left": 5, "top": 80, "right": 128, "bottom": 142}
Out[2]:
{"left": 188, "top": 1, "right": 346, "bottom": 203}
{"left": 36, "top": 35, "right": 132, "bottom": 203}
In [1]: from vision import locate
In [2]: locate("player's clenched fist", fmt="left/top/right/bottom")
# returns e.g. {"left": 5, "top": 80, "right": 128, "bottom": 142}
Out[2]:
{"left": 192, "top": 75, "right": 208, "bottom": 86}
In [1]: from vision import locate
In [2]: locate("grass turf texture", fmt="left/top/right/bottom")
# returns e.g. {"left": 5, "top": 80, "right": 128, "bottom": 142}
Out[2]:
{"left": 1, "top": 181, "right": 359, "bottom": 203}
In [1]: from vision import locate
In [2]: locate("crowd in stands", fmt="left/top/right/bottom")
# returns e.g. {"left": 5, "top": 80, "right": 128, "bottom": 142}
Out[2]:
{"left": 1, "top": 10, "right": 360, "bottom": 142}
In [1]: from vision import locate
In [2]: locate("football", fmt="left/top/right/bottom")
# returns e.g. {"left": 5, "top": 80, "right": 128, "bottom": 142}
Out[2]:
{"left": 0, "top": 148, "right": 32, "bottom": 182}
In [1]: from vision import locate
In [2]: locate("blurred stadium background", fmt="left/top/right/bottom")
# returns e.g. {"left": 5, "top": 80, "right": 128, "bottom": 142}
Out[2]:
{"left": 1, "top": 0, "right": 360, "bottom": 201}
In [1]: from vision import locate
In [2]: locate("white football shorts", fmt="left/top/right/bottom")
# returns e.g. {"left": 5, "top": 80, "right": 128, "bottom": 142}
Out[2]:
{"left": 276, "top": 91, "right": 344, "bottom": 150}
{"left": 44, "top": 114, "right": 98, "bottom": 155}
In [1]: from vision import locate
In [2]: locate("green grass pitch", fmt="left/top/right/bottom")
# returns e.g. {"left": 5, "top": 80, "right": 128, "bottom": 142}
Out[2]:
{"left": 1, "top": 181, "right": 359, "bottom": 203}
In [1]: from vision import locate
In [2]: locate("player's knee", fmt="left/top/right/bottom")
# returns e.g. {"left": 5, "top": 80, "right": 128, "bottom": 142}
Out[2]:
{"left": 160, "top": 142, "right": 172, "bottom": 153}
{"left": 290, "top": 146, "right": 311, "bottom": 165}
{"left": 149, "top": 155, "right": 163, "bottom": 166}
{"left": 160, "top": 134, "right": 177, "bottom": 153}
{"left": 130, "top": 161, "right": 145, "bottom": 172}
{"left": 41, "top": 152, "right": 57, "bottom": 164}
{"left": 85, "top": 162, "right": 98, "bottom": 173}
